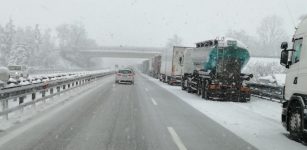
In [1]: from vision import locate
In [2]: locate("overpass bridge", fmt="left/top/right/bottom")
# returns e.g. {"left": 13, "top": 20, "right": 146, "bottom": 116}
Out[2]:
{"left": 64, "top": 46, "right": 280, "bottom": 60}
{"left": 75, "top": 46, "right": 164, "bottom": 59}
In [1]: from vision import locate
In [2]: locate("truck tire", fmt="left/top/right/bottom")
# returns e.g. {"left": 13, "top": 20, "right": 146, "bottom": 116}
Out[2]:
{"left": 288, "top": 103, "right": 304, "bottom": 141}
{"left": 197, "top": 83, "right": 201, "bottom": 96}
{"left": 187, "top": 82, "right": 192, "bottom": 93}
{"left": 181, "top": 81, "right": 186, "bottom": 90}
{"left": 204, "top": 89, "right": 210, "bottom": 100}
{"left": 201, "top": 81, "right": 210, "bottom": 100}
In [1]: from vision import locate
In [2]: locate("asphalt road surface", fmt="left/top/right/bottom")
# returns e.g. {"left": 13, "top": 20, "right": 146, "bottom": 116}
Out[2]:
{"left": 0, "top": 74, "right": 257, "bottom": 150}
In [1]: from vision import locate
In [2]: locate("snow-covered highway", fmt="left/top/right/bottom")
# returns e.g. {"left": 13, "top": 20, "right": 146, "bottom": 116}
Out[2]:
{"left": 0, "top": 73, "right": 257, "bottom": 150}
{"left": 0, "top": 73, "right": 305, "bottom": 150}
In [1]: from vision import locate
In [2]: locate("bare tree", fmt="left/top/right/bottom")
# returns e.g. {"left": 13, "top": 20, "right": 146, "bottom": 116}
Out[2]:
{"left": 226, "top": 30, "right": 259, "bottom": 56}
{"left": 166, "top": 34, "right": 183, "bottom": 48}
{"left": 0, "top": 19, "right": 15, "bottom": 65}
{"left": 257, "top": 15, "right": 289, "bottom": 56}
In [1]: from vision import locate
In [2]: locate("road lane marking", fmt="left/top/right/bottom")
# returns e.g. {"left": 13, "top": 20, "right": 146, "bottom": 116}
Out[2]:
{"left": 151, "top": 98, "right": 158, "bottom": 106}
{"left": 167, "top": 127, "right": 188, "bottom": 150}
{"left": 145, "top": 88, "right": 149, "bottom": 92}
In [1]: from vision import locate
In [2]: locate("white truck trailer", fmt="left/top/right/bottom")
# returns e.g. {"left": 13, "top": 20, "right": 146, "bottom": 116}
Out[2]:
{"left": 160, "top": 46, "right": 192, "bottom": 85}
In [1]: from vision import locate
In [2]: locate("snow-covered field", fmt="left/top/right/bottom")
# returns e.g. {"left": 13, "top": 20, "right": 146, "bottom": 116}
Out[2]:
{"left": 243, "top": 57, "right": 286, "bottom": 85}
{"left": 143, "top": 75, "right": 307, "bottom": 150}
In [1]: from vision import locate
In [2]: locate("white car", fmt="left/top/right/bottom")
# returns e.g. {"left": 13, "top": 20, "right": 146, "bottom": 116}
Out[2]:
{"left": 115, "top": 69, "right": 134, "bottom": 84}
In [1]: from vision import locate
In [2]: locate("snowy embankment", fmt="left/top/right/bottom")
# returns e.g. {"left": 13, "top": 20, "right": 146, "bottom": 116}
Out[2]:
{"left": 143, "top": 75, "right": 306, "bottom": 150}
{"left": 242, "top": 57, "right": 286, "bottom": 85}
{"left": 0, "top": 72, "right": 112, "bottom": 131}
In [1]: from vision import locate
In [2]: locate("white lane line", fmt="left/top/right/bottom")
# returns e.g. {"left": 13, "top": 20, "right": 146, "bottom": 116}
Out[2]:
{"left": 145, "top": 88, "right": 149, "bottom": 92}
{"left": 151, "top": 97, "right": 158, "bottom": 106}
{"left": 167, "top": 127, "right": 188, "bottom": 150}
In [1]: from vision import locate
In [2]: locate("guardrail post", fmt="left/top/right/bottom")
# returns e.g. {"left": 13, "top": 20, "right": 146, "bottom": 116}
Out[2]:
{"left": 2, "top": 99, "right": 8, "bottom": 120}
{"left": 42, "top": 91, "right": 46, "bottom": 97}
{"left": 19, "top": 97, "right": 24, "bottom": 105}
{"left": 56, "top": 86, "right": 60, "bottom": 96}
{"left": 42, "top": 90, "right": 46, "bottom": 102}
{"left": 57, "top": 86, "right": 60, "bottom": 92}
{"left": 269, "top": 88, "right": 273, "bottom": 101}
{"left": 19, "top": 96, "right": 24, "bottom": 112}
{"left": 32, "top": 93, "right": 36, "bottom": 100}
{"left": 50, "top": 88, "right": 54, "bottom": 95}
{"left": 32, "top": 93, "right": 36, "bottom": 107}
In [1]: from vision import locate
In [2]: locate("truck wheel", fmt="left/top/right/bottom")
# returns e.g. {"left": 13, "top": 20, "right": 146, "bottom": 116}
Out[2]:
{"left": 202, "top": 81, "right": 210, "bottom": 100}
{"left": 288, "top": 104, "right": 303, "bottom": 141}
{"left": 204, "top": 90, "right": 210, "bottom": 100}
{"left": 201, "top": 88, "right": 205, "bottom": 99}
{"left": 197, "top": 86, "right": 201, "bottom": 95}
{"left": 187, "top": 86, "right": 192, "bottom": 93}
{"left": 239, "top": 94, "right": 247, "bottom": 102}
{"left": 181, "top": 82, "right": 186, "bottom": 90}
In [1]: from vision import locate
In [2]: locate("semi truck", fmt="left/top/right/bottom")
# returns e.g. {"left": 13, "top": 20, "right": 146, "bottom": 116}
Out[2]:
{"left": 139, "top": 60, "right": 150, "bottom": 74}
{"left": 183, "top": 38, "right": 253, "bottom": 102}
{"left": 150, "top": 55, "right": 161, "bottom": 79}
{"left": 280, "top": 17, "right": 307, "bottom": 141}
{"left": 160, "top": 46, "right": 192, "bottom": 85}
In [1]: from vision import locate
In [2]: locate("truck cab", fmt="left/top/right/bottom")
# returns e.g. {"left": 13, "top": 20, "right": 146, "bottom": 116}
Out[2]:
{"left": 280, "top": 17, "right": 307, "bottom": 141}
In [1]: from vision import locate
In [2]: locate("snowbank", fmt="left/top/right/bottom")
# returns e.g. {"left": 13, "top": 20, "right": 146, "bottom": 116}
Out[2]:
{"left": 143, "top": 75, "right": 306, "bottom": 150}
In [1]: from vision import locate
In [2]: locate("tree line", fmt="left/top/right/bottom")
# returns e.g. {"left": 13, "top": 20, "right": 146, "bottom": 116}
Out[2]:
{"left": 0, "top": 20, "right": 98, "bottom": 69}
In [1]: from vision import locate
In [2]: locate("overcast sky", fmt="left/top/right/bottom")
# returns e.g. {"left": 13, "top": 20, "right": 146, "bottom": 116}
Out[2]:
{"left": 0, "top": 0, "right": 306, "bottom": 47}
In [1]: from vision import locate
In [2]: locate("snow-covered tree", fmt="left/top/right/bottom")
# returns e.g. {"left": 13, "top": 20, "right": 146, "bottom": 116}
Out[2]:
{"left": 56, "top": 23, "right": 98, "bottom": 68}
{"left": 1, "top": 19, "right": 15, "bottom": 65}
{"left": 8, "top": 44, "right": 29, "bottom": 65}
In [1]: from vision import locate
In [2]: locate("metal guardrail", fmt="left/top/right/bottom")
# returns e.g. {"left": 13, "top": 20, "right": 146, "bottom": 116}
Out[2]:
{"left": 0, "top": 71, "right": 113, "bottom": 119}
{"left": 247, "top": 83, "right": 284, "bottom": 103}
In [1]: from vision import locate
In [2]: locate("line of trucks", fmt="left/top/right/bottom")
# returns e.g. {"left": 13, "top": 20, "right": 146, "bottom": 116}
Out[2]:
{"left": 140, "top": 17, "right": 307, "bottom": 142}
{"left": 140, "top": 37, "right": 253, "bottom": 102}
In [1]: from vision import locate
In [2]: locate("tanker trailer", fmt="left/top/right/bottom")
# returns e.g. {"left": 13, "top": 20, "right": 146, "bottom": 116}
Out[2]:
{"left": 186, "top": 38, "right": 253, "bottom": 102}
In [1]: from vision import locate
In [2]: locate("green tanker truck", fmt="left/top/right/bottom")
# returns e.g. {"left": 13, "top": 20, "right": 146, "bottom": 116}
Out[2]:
{"left": 183, "top": 37, "right": 253, "bottom": 102}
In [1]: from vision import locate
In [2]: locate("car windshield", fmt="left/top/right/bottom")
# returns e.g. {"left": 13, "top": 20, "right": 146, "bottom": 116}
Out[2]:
{"left": 0, "top": 1, "right": 307, "bottom": 150}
